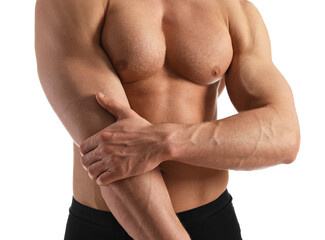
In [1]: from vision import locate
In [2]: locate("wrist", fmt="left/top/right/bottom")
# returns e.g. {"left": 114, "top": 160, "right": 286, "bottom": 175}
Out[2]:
{"left": 160, "top": 122, "right": 192, "bottom": 162}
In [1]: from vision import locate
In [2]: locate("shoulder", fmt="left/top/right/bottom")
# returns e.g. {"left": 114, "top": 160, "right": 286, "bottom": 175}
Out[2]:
{"left": 220, "top": 0, "right": 260, "bottom": 17}
{"left": 236, "top": 0, "right": 265, "bottom": 27}
{"left": 35, "top": 0, "right": 106, "bottom": 51}
{"left": 222, "top": 0, "right": 265, "bottom": 34}
{"left": 35, "top": 0, "right": 106, "bottom": 26}
{"left": 220, "top": 0, "right": 270, "bottom": 55}
{"left": 218, "top": 0, "right": 265, "bottom": 38}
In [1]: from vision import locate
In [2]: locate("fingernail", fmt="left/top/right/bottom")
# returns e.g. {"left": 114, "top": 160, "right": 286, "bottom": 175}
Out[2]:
{"left": 98, "top": 92, "right": 105, "bottom": 98}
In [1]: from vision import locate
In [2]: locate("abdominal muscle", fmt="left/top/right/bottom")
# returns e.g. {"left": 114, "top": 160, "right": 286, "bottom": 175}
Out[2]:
{"left": 72, "top": 68, "right": 229, "bottom": 213}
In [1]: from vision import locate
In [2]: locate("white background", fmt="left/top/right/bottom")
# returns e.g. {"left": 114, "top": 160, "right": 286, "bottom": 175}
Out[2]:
{"left": 0, "top": 0, "right": 324, "bottom": 239}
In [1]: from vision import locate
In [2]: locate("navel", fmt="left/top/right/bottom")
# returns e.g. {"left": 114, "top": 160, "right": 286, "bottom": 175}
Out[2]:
{"left": 115, "top": 60, "right": 128, "bottom": 71}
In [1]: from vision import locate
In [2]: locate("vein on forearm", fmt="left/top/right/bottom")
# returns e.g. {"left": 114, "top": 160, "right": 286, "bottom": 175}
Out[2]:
{"left": 171, "top": 106, "right": 289, "bottom": 171}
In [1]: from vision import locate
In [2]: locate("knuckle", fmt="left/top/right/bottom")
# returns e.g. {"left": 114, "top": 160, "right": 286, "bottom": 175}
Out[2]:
{"left": 94, "top": 145, "right": 112, "bottom": 158}
{"left": 97, "top": 132, "right": 111, "bottom": 142}
{"left": 99, "top": 159, "right": 109, "bottom": 169}
{"left": 103, "top": 145, "right": 111, "bottom": 154}
{"left": 95, "top": 148, "right": 104, "bottom": 158}
{"left": 101, "top": 147, "right": 110, "bottom": 156}
{"left": 98, "top": 172, "right": 112, "bottom": 185}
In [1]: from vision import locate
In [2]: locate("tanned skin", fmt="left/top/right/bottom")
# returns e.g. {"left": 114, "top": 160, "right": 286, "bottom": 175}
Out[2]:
{"left": 35, "top": 0, "right": 300, "bottom": 239}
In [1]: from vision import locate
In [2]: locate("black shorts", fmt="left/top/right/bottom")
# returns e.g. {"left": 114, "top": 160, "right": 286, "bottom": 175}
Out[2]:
{"left": 64, "top": 188, "right": 242, "bottom": 240}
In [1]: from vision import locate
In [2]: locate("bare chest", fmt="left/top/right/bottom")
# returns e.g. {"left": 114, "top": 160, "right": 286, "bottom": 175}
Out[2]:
{"left": 101, "top": 0, "right": 233, "bottom": 85}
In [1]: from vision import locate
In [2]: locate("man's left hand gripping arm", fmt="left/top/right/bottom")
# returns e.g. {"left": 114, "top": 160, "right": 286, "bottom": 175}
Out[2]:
{"left": 80, "top": 1, "right": 301, "bottom": 185}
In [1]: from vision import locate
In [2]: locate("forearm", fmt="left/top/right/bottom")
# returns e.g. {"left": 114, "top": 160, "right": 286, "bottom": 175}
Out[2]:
{"left": 71, "top": 103, "right": 189, "bottom": 239}
{"left": 72, "top": 114, "right": 189, "bottom": 239}
{"left": 166, "top": 105, "right": 300, "bottom": 171}
{"left": 99, "top": 169, "right": 190, "bottom": 240}
{"left": 42, "top": 78, "right": 189, "bottom": 239}
{"left": 76, "top": 130, "right": 189, "bottom": 239}
{"left": 45, "top": 87, "right": 189, "bottom": 239}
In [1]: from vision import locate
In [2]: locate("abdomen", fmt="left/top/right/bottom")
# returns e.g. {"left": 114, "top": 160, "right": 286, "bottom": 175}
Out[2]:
{"left": 122, "top": 71, "right": 229, "bottom": 212}
{"left": 73, "top": 71, "right": 228, "bottom": 212}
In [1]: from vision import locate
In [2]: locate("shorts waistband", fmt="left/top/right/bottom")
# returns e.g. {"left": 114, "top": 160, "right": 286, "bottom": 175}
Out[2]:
{"left": 176, "top": 188, "right": 232, "bottom": 224}
{"left": 69, "top": 188, "right": 232, "bottom": 227}
{"left": 69, "top": 198, "right": 121, "bottom": 227}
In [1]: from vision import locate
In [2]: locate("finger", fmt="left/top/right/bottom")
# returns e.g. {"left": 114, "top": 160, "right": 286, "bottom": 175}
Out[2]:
{"left": 81, "top": 148, "right": 102, "bottom": 169}
{"left": 100, "top": 131, "right": 141, "bottom": 145}
{"left": 80, "top": 135, "right": 98, "bottom": 155}
{"left": 87, "top": 158, "right": 111, "bottom": 181}
{"left": 96, "top": 169, "right": 121, "bottom": 186}
{"left": 96, "top": 92, "right": 133, "bottom": 119}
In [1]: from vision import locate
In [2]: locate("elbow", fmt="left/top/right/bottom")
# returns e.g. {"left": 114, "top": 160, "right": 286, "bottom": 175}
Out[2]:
{"left": 269, "top": 104, "right": 301, "bottom": 165}
{"left": 282, "top": 127, "right": 300, "bottom": 164}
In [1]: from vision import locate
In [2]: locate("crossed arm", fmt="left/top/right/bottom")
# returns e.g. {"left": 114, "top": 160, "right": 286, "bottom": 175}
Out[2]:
{"left": 35, "top": 0, "right": 300, "bottom": 239}
{"left": 80, "top": 1, "right": 300, "bottom": 185}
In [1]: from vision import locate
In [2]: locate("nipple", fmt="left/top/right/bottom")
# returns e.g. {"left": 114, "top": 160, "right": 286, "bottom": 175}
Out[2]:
{"left": 211, "top": 65, "right": 221, "bottom": 77}
{"left": 211, "top": 66, "right": 223, "bottom": 82}
{"left": 115, "top": 60, "right": 128, "bottom": 71}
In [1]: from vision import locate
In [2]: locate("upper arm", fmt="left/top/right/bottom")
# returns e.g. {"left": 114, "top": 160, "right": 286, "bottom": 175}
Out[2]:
{"left": 225, "top": 0, "right": 296, "bottom": 113}
{"left": 35, "top": 0, "right": 129, "bottom": 145}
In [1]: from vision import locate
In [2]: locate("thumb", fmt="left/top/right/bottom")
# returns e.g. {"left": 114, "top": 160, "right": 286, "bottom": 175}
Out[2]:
{"left": 96, "top": 92, "right": 133, "bottom": 119}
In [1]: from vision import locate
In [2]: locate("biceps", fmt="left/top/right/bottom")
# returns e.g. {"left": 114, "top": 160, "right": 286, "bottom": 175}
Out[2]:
{"left": 35, "top": 0, "right": 131, "bottom": 145}
{"left": 36, "top": 54, "right": 130, "bottom": 146}
{"left": 225, "top": 56, "right": 293, "bottom": 112}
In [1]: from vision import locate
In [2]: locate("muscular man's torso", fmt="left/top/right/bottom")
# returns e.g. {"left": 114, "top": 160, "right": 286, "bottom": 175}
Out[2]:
{"left": 73, "top": 0, "right": 233, "bottom": 213}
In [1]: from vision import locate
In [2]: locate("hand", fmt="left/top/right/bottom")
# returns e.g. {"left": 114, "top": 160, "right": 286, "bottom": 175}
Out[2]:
{"left": 79, "top": 92, "right": 173, "bottom": 185}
